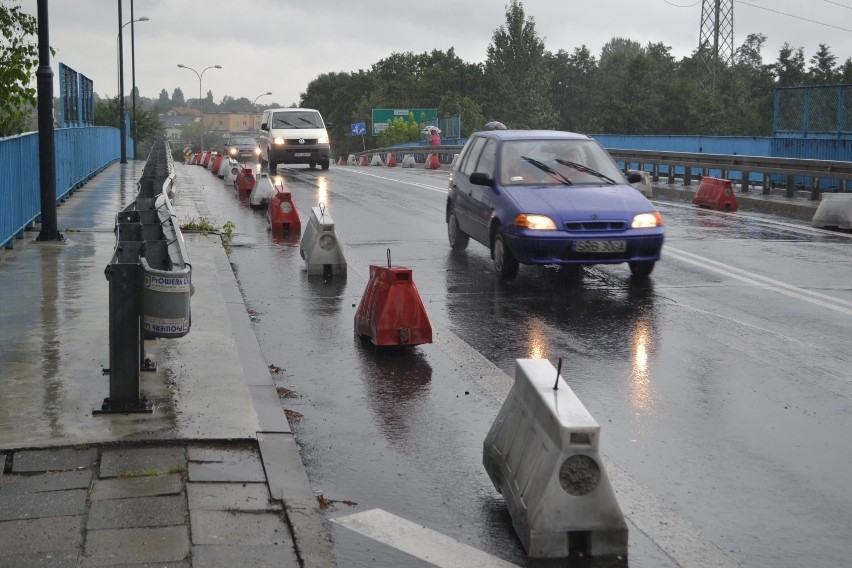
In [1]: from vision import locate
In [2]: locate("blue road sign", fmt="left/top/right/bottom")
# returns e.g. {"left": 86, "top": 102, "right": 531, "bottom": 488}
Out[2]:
{"left": 351, "top": 122, "right": 366, "bottom": 136}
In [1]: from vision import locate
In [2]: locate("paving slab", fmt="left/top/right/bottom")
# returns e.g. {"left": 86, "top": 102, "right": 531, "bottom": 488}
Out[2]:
{"left": 90, "top": 473, "right": 182, "bottom": 501}
{"left": 0, "top": 469, "right": 92, "bottom": 495}
{"left": 99, "top": 446, "right": 186, "bottom": 478}
{"left": 87, "top": 494, "right": 186, "bottom": 530}
{"left": 187, "top": 459, "right": 266, "bottom": 483}
{"left": 189, "top": 510, "right": 294, "bottom": 546}
{"left": 0, "top": 550, "right": 79, "bottom": 568}
{"left": 187, "top": 482, "right": 280, "bottom": 512}
{"left": 0, "top": 515, "right": 81, "bottom": 554}
{"left": 82, "top": 526, "right": 190, "bottom": 567}
{"left": 187, "top": 445, "right": 260, "bottom": 464}
{"left": 0, "top": 488, "right": 87, "bottom": 521}
{"left": 12, "top": 447, "right": 98, "bottom": 472}
{"left": 191, "top": 544, "right": 300, "bottom": 567}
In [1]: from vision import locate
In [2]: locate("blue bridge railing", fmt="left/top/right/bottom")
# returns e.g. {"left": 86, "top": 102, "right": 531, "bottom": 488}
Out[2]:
{"left": 1, "top": 127, "right": 131, "bottom": 249}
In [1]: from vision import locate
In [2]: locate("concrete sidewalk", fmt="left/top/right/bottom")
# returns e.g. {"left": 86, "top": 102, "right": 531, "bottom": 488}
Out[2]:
{"left": 0, "top": 162, "right": 335, "bottom": 567}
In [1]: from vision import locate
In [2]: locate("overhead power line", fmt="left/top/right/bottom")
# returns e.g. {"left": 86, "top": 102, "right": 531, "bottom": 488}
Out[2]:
{"left": 737, "top": 0, "right": 852, "bottom": 33}
{"left": 822, "top": 0, "right": 852, "bottom": 10}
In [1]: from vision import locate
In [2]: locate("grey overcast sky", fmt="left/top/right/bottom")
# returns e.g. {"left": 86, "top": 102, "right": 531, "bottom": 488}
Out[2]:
{"left": 19, "top": 0, "right": 852, "bottom": 107}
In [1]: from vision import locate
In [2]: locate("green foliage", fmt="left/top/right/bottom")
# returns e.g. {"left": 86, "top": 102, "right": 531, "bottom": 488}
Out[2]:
{"left": 0, "top": 1, "right": 39, "bottom": 137}
{"left": 377, "top": 113, "right": 421, "bottom": 147}
{"left": 93, "top": 96, "right": 164, "bottom": 151}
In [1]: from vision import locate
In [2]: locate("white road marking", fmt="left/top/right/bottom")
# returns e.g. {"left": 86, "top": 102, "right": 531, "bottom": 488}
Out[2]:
{"left": 332, "top": 509, "right": 520, "bottom": 568}
{"left": 665, "top": 246, "right": 852, "bottom": 316}
{"left": 337, "top": 167, "right": 449, "bottom": 194}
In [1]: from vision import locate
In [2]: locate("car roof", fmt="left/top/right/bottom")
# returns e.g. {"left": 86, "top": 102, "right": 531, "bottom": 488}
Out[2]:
{"left": 475, "top": 129, "right": 592, "bottom": 141}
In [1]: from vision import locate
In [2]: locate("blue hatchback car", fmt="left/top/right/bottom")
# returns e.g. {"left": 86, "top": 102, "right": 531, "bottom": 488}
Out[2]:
{"left": 446, "top": 130, "right": 664, "bottom": 278}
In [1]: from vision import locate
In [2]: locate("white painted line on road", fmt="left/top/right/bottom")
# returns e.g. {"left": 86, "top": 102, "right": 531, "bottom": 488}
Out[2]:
{"left": 666, "top": 246, "right": 852, "bottom": 317}
{"left": 337, "top": 167, "right": 449, "bottom": 194}
{"left": 332, "top": 509, "right": 520, "bottom": 568}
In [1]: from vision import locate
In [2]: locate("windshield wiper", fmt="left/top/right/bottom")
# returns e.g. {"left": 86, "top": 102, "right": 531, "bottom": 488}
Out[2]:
{"left": 554, "top": 159, "right": 618, "bottom": 185}
{"left": 296, "top": 117, "right": 318, "bottom": 127}
{"left": 521, "top": 156, "right": 573, "bottom": 185}
{"left": 274, "top": 118, "right": 295, "bottom": 127}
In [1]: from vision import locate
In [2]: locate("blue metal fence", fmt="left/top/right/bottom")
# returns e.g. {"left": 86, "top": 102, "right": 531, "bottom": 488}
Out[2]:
{"left": 1, "top": 127, "right": 129, "bottom": 249}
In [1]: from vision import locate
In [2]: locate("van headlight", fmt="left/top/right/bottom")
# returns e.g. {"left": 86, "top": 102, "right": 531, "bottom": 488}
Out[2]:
{"left": 318, "top": 135, "right": 329, "bottom": 144}
{"left": 274, "top": 137, "right": 285, "bottom": 145}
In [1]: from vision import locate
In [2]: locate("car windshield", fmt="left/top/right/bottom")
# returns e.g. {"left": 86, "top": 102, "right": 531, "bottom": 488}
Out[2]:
{"left": 272, "top": 111, "right": 322, "bottom": 129}
{"left": 499, "top": 139, "right": 625, "bottom": 186}
{"left": 229, "top": 137, "right": 256, "bottom": 146}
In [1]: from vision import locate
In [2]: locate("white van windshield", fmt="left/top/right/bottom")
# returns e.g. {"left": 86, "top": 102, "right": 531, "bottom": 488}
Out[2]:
{"left": 272, "top": 111, "right": 323, "bottom": 129}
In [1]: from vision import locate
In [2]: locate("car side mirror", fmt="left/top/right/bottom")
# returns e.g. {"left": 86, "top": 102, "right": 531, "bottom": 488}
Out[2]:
{"left": 260, "top": 123, "right": 268, "bottom": 131}
{"left": 469, "top": 172, "right": 492, "bottom": 186}
{"left": 626, "top": 170, "right": 643, "bottom": 184}
{"left": 325, "top": 122, "right": 333, "bottom": 128}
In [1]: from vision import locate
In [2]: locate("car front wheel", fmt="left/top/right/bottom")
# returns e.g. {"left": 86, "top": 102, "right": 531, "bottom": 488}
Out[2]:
{"left": 629, "top": 261, "right": 655, "bottom": 278}
{"left": 493, "top": 228, "right": 519, "bottom": 279}
{"left": 447, "top": 210, "right": 469, "bottom": 251}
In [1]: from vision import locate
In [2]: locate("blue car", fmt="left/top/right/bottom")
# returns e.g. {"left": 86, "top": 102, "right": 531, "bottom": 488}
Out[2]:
{"left": 446, "top": 130, "right": 664, "bottom": 278}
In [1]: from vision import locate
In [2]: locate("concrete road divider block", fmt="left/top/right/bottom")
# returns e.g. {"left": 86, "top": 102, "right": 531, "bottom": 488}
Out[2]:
{"left": 693, "top": 176, "right": 738, "bottom": 211}
{"left": 483, "top": 358, "right": 628, "bottom": 559}
{"left": 250, "top": 174, "right": 277, "bottom": 208}
{"left": 425, "top": 153, "right": 440, "bottom": 169}
{"left": 401, "top": 154, "right": 416, "bottom": 168}
{"left": 631, "top": 170, "right": 653, "bottom": 197}
{"left": 354, "top": 255, "right": 432, "bottom": 346}
{"left": 386, "top": 153, "right": 398, "bottom": 167}
{"left": 267, "top": 181, "right": 301, "bottom": 236}
{"left": 211, "top": 153, "right": 223, "bottom": 173}
{"left": 347, "top": 154, "right": 358, "bottom": 166}
{"left": 370, "top": 154, "right": 384, "bottom": 166}
{"left": 224, "top": 160, "right": 240, "bottom": 186}
{"left": 234, "top": 166, "right": 256, "bottom": 198}
{"left": 811, "top": 193, "right": 852, "bottom": 229}
{"left": 300, "top": 204, "right": 346, "bottom": 278}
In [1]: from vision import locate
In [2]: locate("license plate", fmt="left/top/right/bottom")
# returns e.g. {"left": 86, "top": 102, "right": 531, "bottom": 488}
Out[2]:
{"left": 294, "top": 152, "right": 311, "bottom": 157}
{"left": 575, "top": 240, "right": 626, "bottom": 253}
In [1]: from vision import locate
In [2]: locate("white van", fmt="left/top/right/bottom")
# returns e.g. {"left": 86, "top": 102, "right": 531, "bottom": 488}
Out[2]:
{"left": 258, "top": 108, "right": 331, "bottom": 171}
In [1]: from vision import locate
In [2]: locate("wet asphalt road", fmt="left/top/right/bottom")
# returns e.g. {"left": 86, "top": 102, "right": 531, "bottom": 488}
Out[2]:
{"left": 184, "top": 162, "right": 852, "bottom": 568}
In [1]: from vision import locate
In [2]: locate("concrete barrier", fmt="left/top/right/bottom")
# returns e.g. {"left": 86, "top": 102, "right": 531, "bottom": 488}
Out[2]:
{"left": 401, "top": 154, "right": 416, "bottom": 168}
{"left": 811, "top": 193, "right": 852, "bottom": 229}
{"left": 483, "top": 358, "right": 627, "bottom": 559}
{"left": 300, "top": 204, "right": 347, "bottom": 278}
{"left": 631, "top": 170, "right": 653, "bottom": 197}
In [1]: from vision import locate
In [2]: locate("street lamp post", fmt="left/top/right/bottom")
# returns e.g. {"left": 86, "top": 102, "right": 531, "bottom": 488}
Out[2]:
{"left": 117, "top": 4, "right": 148, "bottom": 163}
{"left": 177, "top": 63, "right": 222, "bottom": 151}
{"left": 252, "top": 91, "right": 272, "bottom": 131}
{"left": 130, "top": 2, "right": 149, "bottom": 160}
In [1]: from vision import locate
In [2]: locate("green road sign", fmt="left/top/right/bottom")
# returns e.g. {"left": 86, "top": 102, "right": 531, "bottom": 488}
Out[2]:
{"left": 371, "top": 108, "right": 437, "bottom": 136}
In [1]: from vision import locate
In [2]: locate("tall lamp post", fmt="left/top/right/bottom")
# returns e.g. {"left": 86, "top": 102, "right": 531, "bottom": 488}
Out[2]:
{"left": 177, "top": 63, "right": 222, "bottom": 151}
{"left": 117, "top": 7, "right": 148, "bottom": 163}
{"left": 252, "top": 91, "right": 272, "bottom": 131}
{"left": 129, "top": 2, "right": 149, "bottom": 160}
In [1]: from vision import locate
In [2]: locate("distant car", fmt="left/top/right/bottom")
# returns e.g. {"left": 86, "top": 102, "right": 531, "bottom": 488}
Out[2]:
{"left": 224, "top": 136, "right": 260, "bottom": 162}
{"left": 446, "top": 130, "right": 664, "bottom": 279}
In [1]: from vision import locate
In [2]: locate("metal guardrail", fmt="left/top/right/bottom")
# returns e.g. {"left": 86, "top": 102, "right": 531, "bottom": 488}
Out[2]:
{"left": 97, "top": 138, "right": 190, "bottom": 415}
{"left": 353, "top": 144, "right": 852, "bottom": 199}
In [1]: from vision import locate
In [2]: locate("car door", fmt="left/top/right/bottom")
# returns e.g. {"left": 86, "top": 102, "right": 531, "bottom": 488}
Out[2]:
{"left": 451, "top": 136, "right": 487, "bottom": 242}
{"left": 467, "top": 139, "right": 497, "bottom": 244}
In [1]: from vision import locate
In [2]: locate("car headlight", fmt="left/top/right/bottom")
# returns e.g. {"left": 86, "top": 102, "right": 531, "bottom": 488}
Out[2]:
{"left": 254, "top": 147, "right": 261, "bottom": 155}
{"left": 318, "top": 135, "right": 329, "bottom": 144}
{"left": 274, "top": 137, "right": 285, "bottom": 145}
{"left": 229, "top": 148, "right": 237, "bottom": 155}
{"left": 514, "top": 214, "right": 557, "bottom": 231}
{"left": 632, "top": 211, "right": 663, "bottom": 229}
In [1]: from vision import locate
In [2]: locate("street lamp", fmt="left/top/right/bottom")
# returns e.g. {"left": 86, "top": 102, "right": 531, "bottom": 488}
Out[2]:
{"left": 177, "top": 63, "right": 222, "bottom": 151}
{"left": 129, "top": 3, "right": 149, "bottom": 159}
{"left": 252, "top": 91, "right": 272, "bottom": 131}
{"left": 116, "top": 2, "right": 148, "bottom": 163}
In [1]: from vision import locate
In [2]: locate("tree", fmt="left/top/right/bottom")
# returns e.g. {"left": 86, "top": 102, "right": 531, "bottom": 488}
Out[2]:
{"left": 0, "top": 1, "right": 39, "bottom": 137}
{"left": 483, "top": 0, "right": 557, "bottom": 129}
{"left": 157, "top": 88, "right": 170, "bottom": 112}
{"left": 94, "top": 96, "right": 162, "bottom": 148}
{"left": 171, "top": 87, "right": 185, "bottom": 107}
{"left": 809, "top": 44, "right": 839, "bottom": 84}
{"left": 774, "top": 43, "right": 807, "bottom": 87}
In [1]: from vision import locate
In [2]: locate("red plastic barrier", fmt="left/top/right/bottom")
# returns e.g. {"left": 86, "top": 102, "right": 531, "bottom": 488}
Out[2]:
{"left": 211, "top": 154, "right": 224, "bottom": 173}
{"left": 234, "top": 166, "right": 256, "bottom": 197}
{"left": 338, "top": 154, "right": 346, "bottom": 166}
{"left": 359, "top": 155, "right": 369, "bottom": 166}
{"left": 193, "top": 152, "right": 203, "bottom": 165}
{"left": 267, "top": 181, "right": 301, "bottom": 235}
{"left": 386, "top": 153, "right": 398, "bottom": 167}
{"left": 202, "top": 152, "right": 213, "bottom": 168}
{"left": 693, "top": 176, "right": 738, "bottom": 212}
{"left": 354, "top": 263, "right": 432, "bottom": 347}
{"left": 425, "top": 153, "right": 440, "bottom": 169}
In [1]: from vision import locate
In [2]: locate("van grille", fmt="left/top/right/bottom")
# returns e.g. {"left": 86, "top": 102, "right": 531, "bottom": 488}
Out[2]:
{"left": 284, "top": 139, "right": 318, "bottom": 145}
